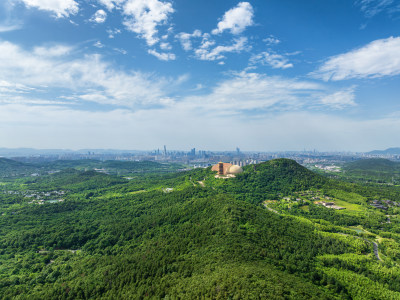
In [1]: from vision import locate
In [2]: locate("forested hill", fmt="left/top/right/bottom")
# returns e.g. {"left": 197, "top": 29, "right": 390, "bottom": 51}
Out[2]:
{"left": 344, "top": 158, "right": 400, "bottom": 172}
{"left": 1, "top": 158, "right": 400, "bottom": 299}
{"left": 0, "top": 157, "right": 27, "bottom": 168}
{"left": 191, "top": 158, "right": 328, "bottom": 204}
{"left": 0, "top": 158, "right": 183, "bottom": 178}
{"left": 25, "top": 169, "right": 128, "bottom": 192}
{"left": 341, "top": 158, "right": 400, "bottom": 184}
{"left": 235, "top": 158, "right": 327, "bottom": 198}
{"left": 0, "top": 157, "right": 35, "bottom": 176}
{"left": 39, "top": 159, "right": 181, "bottom": 173}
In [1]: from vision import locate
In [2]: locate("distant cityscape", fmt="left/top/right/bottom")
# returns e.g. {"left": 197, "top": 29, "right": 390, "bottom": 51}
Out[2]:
{"left": 1, "top": 147, "right": 400, "bottom": 169}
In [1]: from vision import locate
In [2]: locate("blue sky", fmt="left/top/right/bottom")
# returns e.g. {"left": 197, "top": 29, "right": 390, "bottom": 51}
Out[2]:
{"left": 0, "top": 0, "right": 400, "bottom": 151}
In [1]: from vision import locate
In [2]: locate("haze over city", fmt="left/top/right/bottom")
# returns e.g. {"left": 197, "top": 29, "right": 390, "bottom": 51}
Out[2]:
{"left": 1, "top": 0, "right": 400, "bottom": 151}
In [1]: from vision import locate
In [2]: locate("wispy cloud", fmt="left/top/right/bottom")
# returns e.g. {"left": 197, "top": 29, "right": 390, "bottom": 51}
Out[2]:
{"left": 0, "top": 41, "right": 173, "bottom": 108}
{"left": 107, "top": 28, "right": 121, "bottom": 38}
{"left": 263, "top": 35, "right": 281, "bottom": 45}
{"left": 18, "top": 0, "right": 79, "bottom": 18}
{"left": 320, "top": 87, "right": 357, "bottom": 109}
{"left": 33, "top": 45, "right": 73, "bottom": 57}
{"left": 122, "top": 0, "right": 174, "bottom": 46}
{"left": 160, "top": 42, "right": 172, "bottom": 50}
{"left": 211, "top": 2, "right": 254, "bottom": 35}
{"left": 0, "top": 24, "right": 22, "bottom": 32}
{"left": 313, "top": 36, "right": 400, "bottom": 81}
{"left": 250, "top": 51, "right": 293, "bottom": 69}
{"left": 93, "top": 41, "right": 105, "bottom": 48}
{"left": 194, "top": 36, "right": 248, "bottom": 61}
{"left": 97, "top": 0, "right": 125, "bottom": 11}
{"left": 176, "top": 30, "right": 202, "bottom": 51}
{"left": 355, "top": 0, "right": 400, "bottom": 17}
{"left": 148, "top": 49, "right": 176, "bottom": 61}
{"left": 178, "top": 71, "right": 354, "bottom": 114}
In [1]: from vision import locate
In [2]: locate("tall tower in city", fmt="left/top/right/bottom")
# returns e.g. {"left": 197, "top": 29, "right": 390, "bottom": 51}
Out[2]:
{"left": 163, "top": 145, "right": 167, "bottom": 156}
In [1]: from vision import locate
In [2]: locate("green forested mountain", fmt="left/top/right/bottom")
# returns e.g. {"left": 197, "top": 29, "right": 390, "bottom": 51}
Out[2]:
{"left": 0, "top": 158, "right": 27, "bottom": 168}
{"left": 344, "top": 158, "right": 400, "bottom": 172}
{"left": 1, "top": 159, "right": 400, "bottom": 299}
{"left": 0, "top": 158, "right": 36, "bottom": 176}
{"left": 342, "top": 158, "right": 400, "bottom": 184}
{"left": 0, "top": 158, "right": 183, "bottom": 178}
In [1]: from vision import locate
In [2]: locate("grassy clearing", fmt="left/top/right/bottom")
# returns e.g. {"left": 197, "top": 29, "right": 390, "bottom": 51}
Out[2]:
{"left": 328, "top": 190, "right": 367, "bottom": 205}
{"left": 300, "top": 205, "right": 310, "bottom": 212}
{"left": 334, "top": 199, "right": 365, "bottom": 212}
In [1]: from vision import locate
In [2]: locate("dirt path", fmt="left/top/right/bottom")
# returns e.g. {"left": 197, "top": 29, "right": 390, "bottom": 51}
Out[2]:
{"left": 372, "top": 241, "right": 382, "bottom": 261}
{"left": 263, "top": 203, "right": 279, "bottom": 214}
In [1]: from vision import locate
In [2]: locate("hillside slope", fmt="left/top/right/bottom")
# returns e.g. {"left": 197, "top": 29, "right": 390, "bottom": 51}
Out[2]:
{"left": 0, "top": 157, "right": 35, "bottom": 176}
{"left": 191, "top": 158, "right": 328, "bottom": 204}
{"left": 1, "top": 159, "right": 400, "bottom": 299}
{"left": 344, "top": 158, "right": 400, "bottom": 172}
{"left": 342, "top": 158, "right": 400, "bottom": 184}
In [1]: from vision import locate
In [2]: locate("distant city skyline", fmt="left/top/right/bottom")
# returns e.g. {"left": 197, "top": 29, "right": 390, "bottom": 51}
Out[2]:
{"left": 1, "top": 0, "right": 400, "bottom": 151}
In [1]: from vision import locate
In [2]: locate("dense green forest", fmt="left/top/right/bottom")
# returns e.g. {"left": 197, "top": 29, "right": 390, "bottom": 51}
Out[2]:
{"left": 1, "top": 158, "right": 400, "bottom": 299}
{"left": 0, "top": 158, "right": 184, "bottom": 178}
{"left": 334, "top": 158, "right": 400, "bottom": 185}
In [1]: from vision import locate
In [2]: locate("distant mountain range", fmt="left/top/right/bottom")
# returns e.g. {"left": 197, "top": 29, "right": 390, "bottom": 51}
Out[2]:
{"left": 367, "top": 147, "right": 400, "bottom": 155}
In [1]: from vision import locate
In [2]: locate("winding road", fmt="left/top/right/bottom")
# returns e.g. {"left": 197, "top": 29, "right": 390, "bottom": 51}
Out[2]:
{"left": 262, "top": 204, "right": 382, "bottom": 261}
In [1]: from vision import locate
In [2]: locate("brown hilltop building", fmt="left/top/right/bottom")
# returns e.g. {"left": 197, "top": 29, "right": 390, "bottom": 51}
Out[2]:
{"left": 211, "top": 162, "right": 243, "bottom": 177}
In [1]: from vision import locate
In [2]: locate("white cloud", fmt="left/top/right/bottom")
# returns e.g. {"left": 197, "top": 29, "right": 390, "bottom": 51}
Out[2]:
{"left": 90, "top": 9, "right": 107, "bottom": 23}
{"left": 212, "top": 2, "right": 254, "bottom": 35}
{"left": 97, "top": 0, "right": 125, "bottom": 11}
{"left": 263, "top": 35, "right": 281, "bottom": 45}
{"left": 19, "top": 0, "right": 79, "bottom": 18}
{"left": 176, "top": 4, "right": 253, "bottom": 62}
{"left": 320, "top": 87, "right": 357, "bottom": 109}
{"left": 33, "top": 45, "right": 73, "bottom": 57}
{"left": 160, "top": 42, "right": 172, "bottom": 50}
{"left": 113, "top": 48, "right": 127, "bottom": 54}
{"left": 180, "top": 71, "right": 324, "bottom": 113}
{"left": 0, "top": 41, "right": 172, "bottom": 108}
{"left": 250, "top": 52, "right": 293, "bottom": 69}
{"left": 314, "top": 36, "right": 400, "bottom": 81}
{"left": 93, "top": 41, "right": 105, "bottom": 48}
{"left": 176, "top": 30, "right": 202, "bottom": 51}
{"left": 0, "top": 95, "right": 69, "bottom": 106}
{"left": 0, "top": 80, "right": 35, "bottom": 94}
{"left": 148, "top": 49, "right": 176, "bottom": 61}
{"left": 122, "top": 0, "right": 174, "bottom": 46}
{"left": 194, "top": 37, "right": 248, "bottom": 61}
